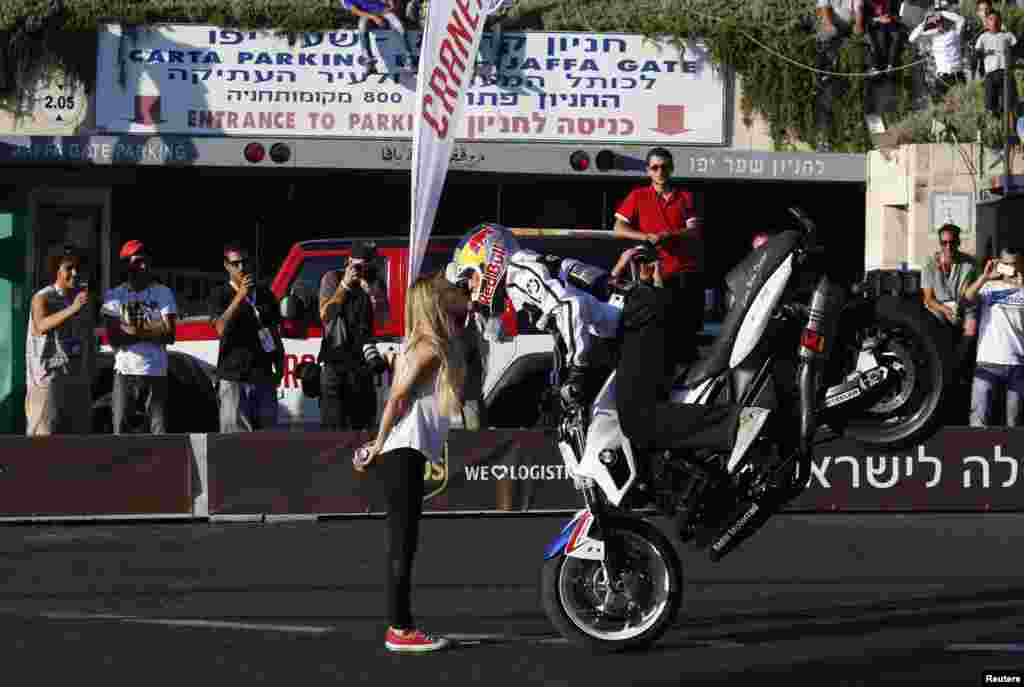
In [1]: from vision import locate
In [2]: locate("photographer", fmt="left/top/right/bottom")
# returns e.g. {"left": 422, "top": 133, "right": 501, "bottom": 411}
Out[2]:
{"left": 963, "top": 246, "right": 1024, "bottom": 426}
{"left": 25, "top": 244, "right": 97, "bottom": 435}
{"left": 318, "top": 241, "right": 391, "bottom": 431}
{"left": 209, "top": 242, "right": 285, "bottom": 433}
{"left": 908, "top": 3, "right": 967, "bottom": 102}
{"left": 101, "top": 241, "right": 177, "bottom": 435}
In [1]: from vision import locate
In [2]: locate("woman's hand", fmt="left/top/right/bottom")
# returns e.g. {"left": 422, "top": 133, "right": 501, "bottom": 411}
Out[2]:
{"left": 353, "top": 440, "right": 380, "bottom": 472}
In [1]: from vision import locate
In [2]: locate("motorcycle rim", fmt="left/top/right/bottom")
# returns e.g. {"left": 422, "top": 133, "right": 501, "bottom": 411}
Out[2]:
{"left": 557, "top": 529, "right": 672, "bottom": 642}
{"left": 830, "top": 301, "right": 945, "bottom": 446}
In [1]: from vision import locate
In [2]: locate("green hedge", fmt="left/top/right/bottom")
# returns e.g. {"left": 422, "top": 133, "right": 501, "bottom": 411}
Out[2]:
{"left": 2, "top": 0, "right": 1023, "bottom": 151}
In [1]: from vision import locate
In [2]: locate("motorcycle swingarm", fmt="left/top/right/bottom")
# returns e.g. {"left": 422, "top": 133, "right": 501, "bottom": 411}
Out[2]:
{"left": 819, "top": 365, "right": 889, "bottom": 410}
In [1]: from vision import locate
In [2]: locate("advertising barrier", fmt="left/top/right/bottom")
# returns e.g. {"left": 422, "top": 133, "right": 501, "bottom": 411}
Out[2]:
{"left": 2, "top": 427, "right": 1023, "bottom": 521}
{"left": 0, "top": 435, "right": 194, "bottom": 517}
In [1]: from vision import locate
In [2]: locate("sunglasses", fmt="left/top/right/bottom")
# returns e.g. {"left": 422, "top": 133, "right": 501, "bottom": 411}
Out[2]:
{"left": 939, "top": 240, "right": 959, "bottom": 246}
{"left": 226, "top": 258, "right": 251, "bottom": 268}
{"left": 648, "top": 164, "right": 671, "bottom": 171}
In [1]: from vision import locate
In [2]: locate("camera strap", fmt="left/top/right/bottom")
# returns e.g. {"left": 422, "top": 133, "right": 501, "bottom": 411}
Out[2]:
{"left": 232, "top": 282, "right": 278, "bottom": 354}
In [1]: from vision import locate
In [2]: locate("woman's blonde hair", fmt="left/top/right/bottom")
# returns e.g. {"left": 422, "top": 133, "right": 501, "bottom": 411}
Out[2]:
{"left": 404, "top": 271, "right": 466, "bottom": 417}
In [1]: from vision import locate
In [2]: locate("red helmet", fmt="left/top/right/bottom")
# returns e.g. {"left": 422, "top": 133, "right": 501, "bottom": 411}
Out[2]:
{"left": 445, "top": 223, "right": 519, "bottom": 316}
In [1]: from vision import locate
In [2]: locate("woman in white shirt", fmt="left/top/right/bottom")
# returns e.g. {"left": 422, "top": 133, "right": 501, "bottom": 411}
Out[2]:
{"left": 354, "top": 271, "right": 468, "bottom": 653}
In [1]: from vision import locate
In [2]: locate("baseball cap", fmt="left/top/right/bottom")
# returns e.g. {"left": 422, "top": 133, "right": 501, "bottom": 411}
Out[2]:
{"left": 351, "top": 241, "right": 377, "bottom": 261}
{"left": 120, "top": 240, "right": 146, "bottom": 259}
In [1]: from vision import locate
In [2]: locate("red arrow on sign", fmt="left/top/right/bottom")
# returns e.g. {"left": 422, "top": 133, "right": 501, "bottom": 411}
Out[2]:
{"left": 651, "top": 105, "right": 691, "bottom": 135}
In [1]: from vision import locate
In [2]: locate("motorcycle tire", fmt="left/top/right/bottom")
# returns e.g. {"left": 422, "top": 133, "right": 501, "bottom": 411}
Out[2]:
{"left": 540, "top": 516, "right": 683, "bottom": 653}
{"left": 829, "top": 295, "right": 951, "bottom": 448}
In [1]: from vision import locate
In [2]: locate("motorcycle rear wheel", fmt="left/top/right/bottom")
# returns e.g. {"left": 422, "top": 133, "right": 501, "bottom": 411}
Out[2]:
{"left": 828, "top": 296, "right": 951, "bottom": 448}
{"left": 540, "top": 516, "right": 683, "bottom": 653}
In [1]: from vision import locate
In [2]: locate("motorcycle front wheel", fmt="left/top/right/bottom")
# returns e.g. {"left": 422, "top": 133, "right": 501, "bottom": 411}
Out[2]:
{"left": 540, "top": 516, "right": 683, "bottom": 653}
{"left": 828, "top": 295, "right": 952, "bottom": 448}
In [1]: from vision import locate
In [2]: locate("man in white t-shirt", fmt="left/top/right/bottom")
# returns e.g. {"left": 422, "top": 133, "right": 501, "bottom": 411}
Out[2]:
{"left": 908, "top": 6, "right": 967, "bottom": 101}
{"left": 963, "top": 246, "right": 1024, "bottom": 426}
{"left": 101, "top": 240, "right": 178, "bottom": 434}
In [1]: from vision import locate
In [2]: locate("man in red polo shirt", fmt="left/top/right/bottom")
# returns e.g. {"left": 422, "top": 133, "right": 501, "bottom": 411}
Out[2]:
{"left": 614, "top": 146, "right": 705, "bottom": 368}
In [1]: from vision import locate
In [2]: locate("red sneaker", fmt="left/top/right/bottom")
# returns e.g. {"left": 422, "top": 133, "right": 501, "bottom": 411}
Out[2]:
{"left": 384, "top": 627, "right": 451, "bottom": 653}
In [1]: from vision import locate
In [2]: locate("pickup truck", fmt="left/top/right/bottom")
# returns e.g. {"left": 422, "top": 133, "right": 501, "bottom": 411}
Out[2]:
{"left": 92, "top": 230, "right": 655, "bottom": 432}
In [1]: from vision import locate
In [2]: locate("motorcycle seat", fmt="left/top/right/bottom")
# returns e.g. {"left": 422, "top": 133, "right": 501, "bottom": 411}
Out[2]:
{"left": 684, "top": 231, "right": 801, "bottom": 388}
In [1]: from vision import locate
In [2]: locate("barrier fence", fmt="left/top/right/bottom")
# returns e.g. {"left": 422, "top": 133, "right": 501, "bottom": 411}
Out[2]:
{"left": 0, "top": 427, "right": 1021, "bottom": 521}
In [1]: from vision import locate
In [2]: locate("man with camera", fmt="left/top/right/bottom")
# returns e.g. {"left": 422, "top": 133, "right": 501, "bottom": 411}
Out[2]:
{"left": 908, "top": 2, "right": 967, "bottom": 102}
{"left": 963, "top": 246, "right": 1024, "bottom": 426}
{"left": 26, "top": 244, "right": 98, "bottom": 435}
{"left": 317, "top": 241, "right": 390, "bottom": 431}
{"left": 102, "top": 240, "right": 178, "bottom": 435}
{"left": 209, "top": 241, "right": 285, "bottom": 433}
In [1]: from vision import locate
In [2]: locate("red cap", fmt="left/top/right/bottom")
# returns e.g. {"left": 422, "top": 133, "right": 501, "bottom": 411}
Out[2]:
{"left": 120, "top": 240, "right": 145, "bottom": 259}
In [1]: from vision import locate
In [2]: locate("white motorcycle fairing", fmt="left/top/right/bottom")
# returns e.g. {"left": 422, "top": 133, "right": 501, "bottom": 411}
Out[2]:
{"left": 570, "top": 372, "right": 640, "bottom": 508}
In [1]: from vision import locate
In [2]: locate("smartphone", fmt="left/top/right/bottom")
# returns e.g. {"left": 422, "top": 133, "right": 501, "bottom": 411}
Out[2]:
{"left": 998, "top": 263, "right": 1017, "bottom": 278}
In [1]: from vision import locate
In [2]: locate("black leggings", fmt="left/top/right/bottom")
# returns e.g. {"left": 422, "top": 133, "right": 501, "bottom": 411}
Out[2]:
{"left": 375, "top": 447, "right": 427, "bottom": 630}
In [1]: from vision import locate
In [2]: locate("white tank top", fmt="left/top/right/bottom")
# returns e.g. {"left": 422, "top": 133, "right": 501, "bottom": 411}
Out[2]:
{"left": 380, "top": 343, "right": 450, "bottom": 464}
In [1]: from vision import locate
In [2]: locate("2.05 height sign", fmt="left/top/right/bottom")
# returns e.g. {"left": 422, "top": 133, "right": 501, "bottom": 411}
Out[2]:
{"left": 94, "top": 24, "right": 729, "bottom": 145}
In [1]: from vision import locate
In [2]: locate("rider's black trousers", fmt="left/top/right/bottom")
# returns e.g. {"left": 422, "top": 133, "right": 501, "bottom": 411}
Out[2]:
{"left": 616, "top": 283, "right": 742, "bottom": 459}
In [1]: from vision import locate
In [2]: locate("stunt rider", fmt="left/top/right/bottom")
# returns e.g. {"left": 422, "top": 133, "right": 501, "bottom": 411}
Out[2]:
{"left": 444, "top": 223, "right": 797, "bottom": 501}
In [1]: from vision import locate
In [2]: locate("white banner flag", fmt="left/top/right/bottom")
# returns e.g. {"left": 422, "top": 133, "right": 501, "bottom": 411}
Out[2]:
{"left": 408, "top": 0, "right": 495, "bottom": 286}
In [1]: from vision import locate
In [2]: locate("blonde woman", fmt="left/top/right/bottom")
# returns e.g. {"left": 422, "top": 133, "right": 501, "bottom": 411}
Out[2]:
{"left": 354, "top": 271, "right": 468, "bottom": 653}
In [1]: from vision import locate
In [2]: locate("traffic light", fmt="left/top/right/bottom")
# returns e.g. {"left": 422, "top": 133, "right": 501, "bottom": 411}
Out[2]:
{"left": 243, "top": 142, "right": 265, "bottom": 163}
{"left": 269, "top": 143, "right": 291, "bottom": 164}
{"left": 595, "top": 150, "right": 617, "bottom": 172}
{"left": 245, "top": 142, "right": 291, "bottom": 164}
{"left": 569, "top": 150, "right": 590, "bottom": 171}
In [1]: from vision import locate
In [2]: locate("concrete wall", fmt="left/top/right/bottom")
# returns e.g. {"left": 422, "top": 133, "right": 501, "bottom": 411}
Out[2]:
{"left": 866, "top": 143, "right": 988, "bottom": 270}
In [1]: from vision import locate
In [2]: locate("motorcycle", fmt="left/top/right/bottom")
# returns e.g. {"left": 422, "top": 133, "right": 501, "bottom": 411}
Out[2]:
{"left": 540, "top": 208, "right": 950, "bottom": 652}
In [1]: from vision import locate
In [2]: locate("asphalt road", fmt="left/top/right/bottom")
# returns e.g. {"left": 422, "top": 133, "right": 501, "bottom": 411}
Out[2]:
{"left": 1, "top": 514, "right": 1023, "bottom": 686}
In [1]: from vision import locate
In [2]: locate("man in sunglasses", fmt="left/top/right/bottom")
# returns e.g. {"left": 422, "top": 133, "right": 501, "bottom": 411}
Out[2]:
{"left": 209, "top": 241, "right": 285, "bottom": 433}
{"left": 921, "top": 223, "right": 978, "bottom": 386}
{"left": 101, "top": 240, "right": 178, "bottom": 434}
{"left": 613, "top": 147, "right": 705, "bottom": 374}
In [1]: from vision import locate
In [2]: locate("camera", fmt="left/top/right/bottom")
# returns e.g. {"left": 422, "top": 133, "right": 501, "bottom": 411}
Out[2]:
{"left": 362, "top": 343, "right": 388, "bottom": 375}
{"left": 350, "top": 260, "right": 378, "bottom": 283}
{"left": 634, "top": 245, "right": 659, "bottom": 264}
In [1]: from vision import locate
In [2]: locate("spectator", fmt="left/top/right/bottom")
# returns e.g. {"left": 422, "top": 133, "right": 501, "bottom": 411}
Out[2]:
{"left": 908, "top": 5, "right": 967, "bottom": 102}
{"left": 975, "top": 9, "right": 1018, "bottom": 131}
{"left": 611, "top": 245, "right": 664, "bottom": 288}
{"left": 342, "top": 0, "right": 415, "bottom": 73}
{"left": 353, "top": 271, "right": 468, "bottom": 653}
{"left": 101, "top": 241, "right": 177, "bottom": 435}
{"left": 208, "top": 242, "right": 285, "bottom": 433}
{"left": 25, "top": 244, "right": 97, "bottom": 436}
{"left": 920, "top": 224, "right": 978, "bottom": 383}
{"left": 963, "top": 246, "right": 1024, "bottom": 426}
{"left": 613, "top": 147, "right": 705, "bottom": 368}
{"left": 966, "top": 0, "right": 993, "bottom": 80}
{"left": 858, "top": 0, "right": 906, "bottom": 75}
{"left": 318, "top": 241, "right": 390, "bottom": 431}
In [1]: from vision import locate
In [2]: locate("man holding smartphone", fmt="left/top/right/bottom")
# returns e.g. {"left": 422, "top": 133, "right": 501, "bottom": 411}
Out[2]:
{"left": 209, "top": 241, "right": 285, "bottom": 433}
{"left": 963, "top": 246, "right": 1024, "bottom": 426}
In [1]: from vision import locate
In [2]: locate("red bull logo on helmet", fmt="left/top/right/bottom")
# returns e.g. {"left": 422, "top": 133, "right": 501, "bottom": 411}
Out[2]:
{"left": 452, "top": 224, "right": 510, "bottom": 310}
